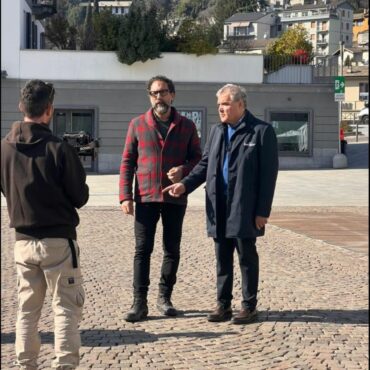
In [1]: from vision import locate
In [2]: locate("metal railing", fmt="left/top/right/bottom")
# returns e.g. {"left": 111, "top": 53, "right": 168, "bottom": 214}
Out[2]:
{"left": 263, "top": 54, "right": 338, "bottom": 84}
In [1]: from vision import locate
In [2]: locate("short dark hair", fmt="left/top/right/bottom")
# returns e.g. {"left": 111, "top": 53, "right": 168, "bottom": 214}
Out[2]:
{"left": 19, "top": 79, "right": 55, "bottom": 118}
{"left": 147, "top": 75, "right": 175, "bottom": 93}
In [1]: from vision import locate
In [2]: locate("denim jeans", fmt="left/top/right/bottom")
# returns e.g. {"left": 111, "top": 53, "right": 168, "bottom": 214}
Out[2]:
{"left": 133, "top": 202, "right": 187, "bottom": 297}
{"left": 213, "top": 236, "right": 259, "bottom": 310}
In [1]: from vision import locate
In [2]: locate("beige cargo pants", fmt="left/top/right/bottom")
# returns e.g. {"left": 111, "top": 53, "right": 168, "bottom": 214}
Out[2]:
{"left": 14, "top": 238, "right": 85, "bottom": 370}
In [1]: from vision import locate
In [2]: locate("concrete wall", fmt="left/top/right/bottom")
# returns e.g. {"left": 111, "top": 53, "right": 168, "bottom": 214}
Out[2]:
{"left": 2, "top": 50, "right": 264, "bottom": 84}
{"left": 1, "top": 79, "right": 338, "bottom": 172}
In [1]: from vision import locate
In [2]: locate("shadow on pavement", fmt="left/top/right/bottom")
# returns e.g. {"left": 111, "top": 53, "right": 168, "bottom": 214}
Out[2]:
{"left": 346, "top": 142, "right": 369, "bottom": 169}
{"left": 1, "top": 309, "right": 367, "bottom": 346}
{"left": 1, "top": 330, "right": 237, "bottom": 346}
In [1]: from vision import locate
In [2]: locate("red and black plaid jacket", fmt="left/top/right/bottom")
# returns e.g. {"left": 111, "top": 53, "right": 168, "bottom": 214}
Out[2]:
{"left": 119, "top": 108, "right": 201, "bottom": 205}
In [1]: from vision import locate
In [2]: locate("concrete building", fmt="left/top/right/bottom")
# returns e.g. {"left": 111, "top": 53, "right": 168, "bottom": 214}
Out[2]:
{"left": 223, "top": 12, "right": 281, "bottom": 42}
{"left": 341, "top": 66, "right": 369, "bottom": 115}
{"left": 353, "top": 10, "right": 369, "bottom": 45}
{"left": 1, "top": 0, "right": 342, "bottom": 172}
{"left": 280, "top": 1, "right": 354, "bottom": 60}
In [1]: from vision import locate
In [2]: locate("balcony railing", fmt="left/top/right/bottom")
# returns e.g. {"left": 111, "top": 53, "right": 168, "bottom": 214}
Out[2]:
{"left": 263, "top": 54, "right": 338, "bottom": 84}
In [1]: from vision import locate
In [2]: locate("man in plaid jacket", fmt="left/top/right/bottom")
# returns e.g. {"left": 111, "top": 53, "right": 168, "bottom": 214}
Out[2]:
{"left": 119, "top": 75, "right": 201, "bottom": 322}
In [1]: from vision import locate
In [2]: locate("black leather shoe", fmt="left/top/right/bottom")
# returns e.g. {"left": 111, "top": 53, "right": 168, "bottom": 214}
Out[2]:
{"left": 231, "top": 308, "right": 257, "bottom": 324}
{"left": 124, "top": 297, "right": 148, "bottom": 322}
{"left": 207, "top": 306, "right": 232, "bottom": 322}
{"left": 157, "top": 296, "right": 177, "bottom": 316}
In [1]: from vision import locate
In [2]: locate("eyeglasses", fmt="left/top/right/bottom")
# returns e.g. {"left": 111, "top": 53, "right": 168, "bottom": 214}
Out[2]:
{"left": 148, "top": 89, "right": 170, "bottom": 97}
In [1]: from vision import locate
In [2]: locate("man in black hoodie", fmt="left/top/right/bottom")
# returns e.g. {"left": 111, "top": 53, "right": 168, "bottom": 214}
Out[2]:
{"left": 1, "top": 80, "right": 89, "bottom": 370}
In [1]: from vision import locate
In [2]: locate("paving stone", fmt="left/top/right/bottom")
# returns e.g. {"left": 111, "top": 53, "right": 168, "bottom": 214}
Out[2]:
{"left": 1, "top": 207, "right": 368, "bottom": 369}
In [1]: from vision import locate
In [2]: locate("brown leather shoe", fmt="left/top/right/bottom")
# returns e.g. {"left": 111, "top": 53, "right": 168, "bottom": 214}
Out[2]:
{"left": 231, "top": 308, "right": 257, "bottom": 324}
{"left": 207, "top": 306, "right": 232, "bottom": 322}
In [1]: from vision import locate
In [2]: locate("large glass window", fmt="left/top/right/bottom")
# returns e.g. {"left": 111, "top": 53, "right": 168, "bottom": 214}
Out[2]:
{"left": 53, "top": 110, "right": 94, "bottom": 138}
{"left": 270, "top": 112, "right": 310, "bottom": 155}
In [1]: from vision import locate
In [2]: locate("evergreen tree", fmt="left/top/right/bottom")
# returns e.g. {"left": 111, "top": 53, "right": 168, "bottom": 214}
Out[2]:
{"left": 116, "top": 1, "right": 162, "bottom": 65}
{"left": 94, "top": 10, "right": 120, "bottom": 51}
{"left": 81, "top": 2, "right": 96, "bottom": 50}
{"left": 45, "top": 14, "right": 77, "bottom": 49}
{"left": 176, "top": 18, "right": 218, "bottom": 55}
{"left": 94, "top": 0, "right": 100, "bottom": 14}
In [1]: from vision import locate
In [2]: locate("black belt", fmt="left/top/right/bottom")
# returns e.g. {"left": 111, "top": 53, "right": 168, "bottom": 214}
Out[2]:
{"left": 68, "top": 239, "right": 78, "bottom": 268}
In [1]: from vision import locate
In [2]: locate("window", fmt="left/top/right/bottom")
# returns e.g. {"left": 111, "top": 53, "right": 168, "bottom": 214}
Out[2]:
{"left": 342, "top": 10, "right": 345, "bottom": 17}
{"left": 359, "top": 83, "right": 369, "bottom": 101}
{"left": 234, "top": 27, "right": 248, "bottom": 36}
{"left": 311, "top": 21, "right": 315, "bottom": 28}
{"left": 53, "top": 109, "right": 97, "bottom": 171}
{"left": 25, "top": 12, "right": 31, "bottom": 49}
{"left": 346, "top": 22, "right": 349, "bottom": 30}
{"left": 269, "top": 112, "right": 311, "bottom": 155}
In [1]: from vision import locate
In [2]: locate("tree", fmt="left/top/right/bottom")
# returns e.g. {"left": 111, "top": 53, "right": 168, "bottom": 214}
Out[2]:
{"left": 93, "top": 10, "right": 121, "bottom": 51}
{"left": 93, "top": 0, "right": 100, "bottom": 14}
{"left": 266, "top": 25, "right": 313, "bottom": 57}
{"left": 80, "top": 2, "right": 96, "bottom": 50}
{"left": 176, "top": 19, "right": 218, "bottom": 55}
{"left": 45, "top": 14, "right": 77, "bottom": 50}
{"left": 344, "top": 55, "right": 352, "bottom": 67}
{"left": 175, "top": 0, "right": 210, "bottom": 19}
{"left": 116, "top": 1, "right": 162, "bottom": 65}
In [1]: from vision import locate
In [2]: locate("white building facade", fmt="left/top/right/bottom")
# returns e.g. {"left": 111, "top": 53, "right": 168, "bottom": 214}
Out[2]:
{"left": 280, "top": 1, "right": 354, "bottom": 58}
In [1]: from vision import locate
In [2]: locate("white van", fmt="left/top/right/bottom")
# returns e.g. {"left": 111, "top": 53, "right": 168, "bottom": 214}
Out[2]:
{"left": 358, "top": 105, "right": 368, "bottom": 125}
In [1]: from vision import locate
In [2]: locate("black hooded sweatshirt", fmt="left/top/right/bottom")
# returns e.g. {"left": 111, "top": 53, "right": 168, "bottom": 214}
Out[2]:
{"left": 1, "top": 121, "right": 89, "bottom": 241}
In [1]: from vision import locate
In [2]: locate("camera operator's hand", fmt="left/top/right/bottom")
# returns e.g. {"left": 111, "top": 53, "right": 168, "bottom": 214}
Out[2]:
{"left": 121, "top": 200, "right": 134, "bottom": 215}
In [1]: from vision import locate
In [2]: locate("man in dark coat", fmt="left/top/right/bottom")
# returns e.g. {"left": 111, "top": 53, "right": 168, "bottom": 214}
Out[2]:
{"left": 163, "top": 83, "right": 278, "bottom": 324}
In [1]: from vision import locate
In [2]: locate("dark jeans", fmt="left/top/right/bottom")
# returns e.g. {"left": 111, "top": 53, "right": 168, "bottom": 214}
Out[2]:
{"left": 214, "top": 236, "right": 259, "bottom": 311}
{"left": 133, "top": 202, "right": 186, "bottom": 298}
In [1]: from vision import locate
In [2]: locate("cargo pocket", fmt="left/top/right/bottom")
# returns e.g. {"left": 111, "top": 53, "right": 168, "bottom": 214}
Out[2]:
{"left": 60, "top": 275, "right": 85, "bottom": 308}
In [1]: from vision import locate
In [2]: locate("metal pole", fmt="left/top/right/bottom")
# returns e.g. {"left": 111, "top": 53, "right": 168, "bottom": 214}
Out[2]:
{"left": 338, "top": 41, "right": 344, "bottom": 153}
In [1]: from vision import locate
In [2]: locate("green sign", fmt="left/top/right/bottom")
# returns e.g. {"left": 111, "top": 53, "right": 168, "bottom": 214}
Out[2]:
{"left": 334, "top": 76, "right": 345, "bottom": 101}
{"left": 335, "top": 76, "right": 345, "bottom": 93}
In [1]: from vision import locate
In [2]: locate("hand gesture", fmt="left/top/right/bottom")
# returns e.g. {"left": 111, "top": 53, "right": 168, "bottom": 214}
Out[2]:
{"left": 167, "top": 166, "right": 183, "bottom": 183}
{"left": 162, "top": 183, "right": 186, "bottom": 198}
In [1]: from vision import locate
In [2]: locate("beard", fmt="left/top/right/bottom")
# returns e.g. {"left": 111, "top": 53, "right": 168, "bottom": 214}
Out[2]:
{"left": 153, "top": 102, "right": 170, "bottom": 115}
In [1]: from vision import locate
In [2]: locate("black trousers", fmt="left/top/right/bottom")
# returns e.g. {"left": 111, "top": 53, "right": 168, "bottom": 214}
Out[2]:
{"left": 133, "top": 202, "right": 187, "bottom": 297}
{"left": 214, "top": 236, "right": 259, "bottom": 310}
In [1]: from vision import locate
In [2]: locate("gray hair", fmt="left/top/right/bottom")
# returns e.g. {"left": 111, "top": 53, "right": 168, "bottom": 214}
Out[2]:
{"left": 216, "top": 84, "right": 247, "bottom": 107}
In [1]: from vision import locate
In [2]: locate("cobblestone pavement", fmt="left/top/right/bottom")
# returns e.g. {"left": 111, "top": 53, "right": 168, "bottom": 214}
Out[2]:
{"left": 1, "top": 207, "right": 368, "bottom": 369}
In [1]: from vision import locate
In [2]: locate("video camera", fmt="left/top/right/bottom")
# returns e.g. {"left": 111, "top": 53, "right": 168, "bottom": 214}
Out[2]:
{"left": 62, "top": 131, "right": 100, "bottom": 158}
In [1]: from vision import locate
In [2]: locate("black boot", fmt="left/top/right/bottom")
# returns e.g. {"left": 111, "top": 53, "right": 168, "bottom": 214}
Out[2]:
{"left": 157, "top": 295, "right": 177, "bottom": 316}
{"left": 124, "top": 295, "right": 148, "bottom": 322}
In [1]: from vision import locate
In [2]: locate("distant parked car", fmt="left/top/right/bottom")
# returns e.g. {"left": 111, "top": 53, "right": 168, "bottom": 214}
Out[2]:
{"left": 358, "top": 106, "right": 368, "bottom": 125}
